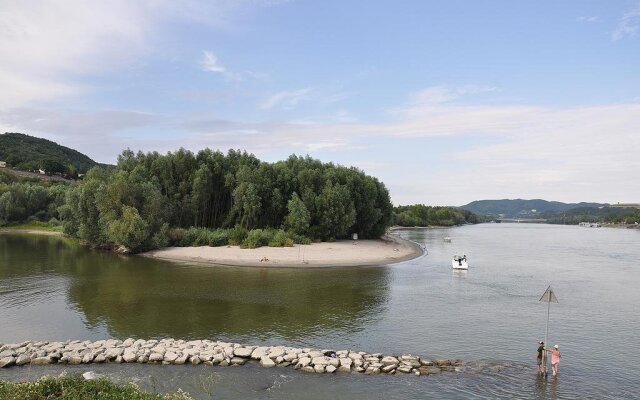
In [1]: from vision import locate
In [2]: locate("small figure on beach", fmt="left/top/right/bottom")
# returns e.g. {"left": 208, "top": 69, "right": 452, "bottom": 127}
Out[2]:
{"left": 551, "top": 344, "right": 561, "bottom": 376}
{"left": 536, "top": 341, "right": 545, "bottom": 374}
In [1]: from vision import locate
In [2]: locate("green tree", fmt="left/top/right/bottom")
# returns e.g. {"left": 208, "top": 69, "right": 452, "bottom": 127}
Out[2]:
{"left": 284, "top": 192, "right": 310, "bottom": 236}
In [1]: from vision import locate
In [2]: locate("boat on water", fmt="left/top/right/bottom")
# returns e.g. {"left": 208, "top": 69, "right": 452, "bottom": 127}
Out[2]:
{"left": 452, "top": 255, "right": 468, "bottom": 270}
{"left": 443, "top": 236, "right": 452, "bottom": 242}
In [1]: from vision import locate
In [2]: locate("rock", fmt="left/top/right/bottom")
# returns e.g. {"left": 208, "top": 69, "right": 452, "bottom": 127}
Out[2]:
{"left": 268, "top": 347, "right": 285, "bottom": 359}
{"left": 401, "top": 359, "right": 421, "bottom": 368}
{"left": 260, "top": 356, "right": 275, "bottom": 368}
{"left": 283, "top": 353, "right": 298, "bottom": 362}
{"left": 277, "top": 362, "right": 291, "bottom": 368}
{"left": 164, "top": 351, "right": 179, "bottom": 363}
{"left": 434, "top": 358, "right": 451, "bottom": 366}
{"left": 190, "top": 356, "right": 202, "bottom": 365}
{"left": 233, "top": 347, "right": 253, "bottom": 358}
{"left": 123, "top": 351, "right": 137, "bottom": 363}
{"left": 419, "top": 358, "right": 434, "bottom": 366}
{"left": 137, "top": 355, "right": 149, "bottom": 363}
{"left": 397, "top": 365, "right": 413, "bottom": 373}
{"left": 175, "top": 355, "right": 189, "bottom": 365}
{"left": 307, "top": 350, "right": 324, "bottom": 358}
{"left": 313, "top": 364, "right": 325, "bottom": 373}
{"left": 149, "top": 353, "right": 164, "bottom": 362}
{"left": 0, "top": 350, "right": 16, "bottom": 358}
{"left": 301, "top": 366, "right": 315, "bottom": 373}
{"left": 82, "top": 371, "right": 98, "bottom": 380}
{"left": 93, "top": 354, "right": 106, "bottom": 363}
{"left": 68, "top": 355, "right": 82, "bottom": 365}
{"left": 312, "top": 356, "right": 330, "bottom": 366}
{"left": 250, "top": 347, "right": 270, "bottom": 360}
{"left": 219, "top": 359, "right": 229, "bottom": 367}
{"left": 104, "top": 347, "right": 124, "bottom": 360}
{"left": 296, "top": 357, "right": 311, "bottom": 368}
{"left": 381, "top": 364, "right": 396, "bottom": 373}
{"left": 365, "top": 366, "right": 381, "bottom": 375}
{"left": 230, "top": 357, "right": 247, "bottom": 366}
{"left": 337, "top": 366, "right": 351, "bottom": 373}
{"left": 326, "top": 365, "right": 337, "bottom": 373}
{"left": 115, "top": 355, "right": 123, "bottom": 363}
{"left": 30, "top": 356, "right": 52, "bottom": 365}
{"left": 0, "top": 356, "right": 16, "bottom": 368}
{"left": 418, "top": 366, "right": 441, "bottom": 375}
{"left": 122, "top": 338, "right": 135, "bottom": 347}
{"left": 415, "top": 370, "right": 420, "bottom": 376}
{"left": 339, "top": 357, "right": 353, "bottom": 368}
{"left": 381, "top": 356, "right": 398, "bottom": 365}
{"left": 16, "top": 354, "right": 31, "bottom": 366}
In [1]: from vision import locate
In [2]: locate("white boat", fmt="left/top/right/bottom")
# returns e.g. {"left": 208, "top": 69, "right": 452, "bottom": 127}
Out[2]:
{"left": 443, "top": 236, "right": 452, "bottom": 242}
{"left": 452, "top": 255, "right": 468, "bottom": 270}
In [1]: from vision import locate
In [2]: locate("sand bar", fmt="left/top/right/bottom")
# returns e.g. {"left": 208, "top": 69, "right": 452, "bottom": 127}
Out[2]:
{"left": 142, "top": 234, "right": 424, "bottom": 268}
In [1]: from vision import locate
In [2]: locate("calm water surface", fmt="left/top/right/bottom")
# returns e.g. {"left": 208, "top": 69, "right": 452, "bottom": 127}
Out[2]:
{"left": 1, "top": 224, "right": 638, "bottom": 399}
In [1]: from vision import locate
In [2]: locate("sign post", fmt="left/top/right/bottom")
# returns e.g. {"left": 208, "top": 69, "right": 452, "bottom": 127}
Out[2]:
{"left": 539, "top": 285, "right": 558, "bottom": 376}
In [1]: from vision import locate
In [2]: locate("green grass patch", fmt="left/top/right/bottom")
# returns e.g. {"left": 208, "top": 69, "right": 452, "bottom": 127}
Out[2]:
{"left": 1, "top": 221, "right": 64, "bottom": 232}
{"left": 0, "top": 376, "right": 193, "bottom": 400}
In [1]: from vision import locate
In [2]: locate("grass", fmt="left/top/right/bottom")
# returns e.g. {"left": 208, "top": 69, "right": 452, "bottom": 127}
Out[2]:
{"left": 0, "top": 376, "right": 194, "bottom": 400}
{"left": 0, "top": 221, "right": 64, "bottom": 232}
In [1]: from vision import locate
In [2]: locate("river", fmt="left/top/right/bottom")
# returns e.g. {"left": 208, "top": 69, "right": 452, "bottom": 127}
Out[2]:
{"left": 1, "top": 224, "right": 638, "bottom": 399}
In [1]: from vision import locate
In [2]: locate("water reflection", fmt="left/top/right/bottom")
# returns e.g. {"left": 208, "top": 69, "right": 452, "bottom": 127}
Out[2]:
{"left": 0, "top": 233, "right": 391, "bottom": 342}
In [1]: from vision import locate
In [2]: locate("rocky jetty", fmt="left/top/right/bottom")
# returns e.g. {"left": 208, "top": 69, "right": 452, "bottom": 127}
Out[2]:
{"left": 0, "top": 339, "right": 463, "bottom": 376}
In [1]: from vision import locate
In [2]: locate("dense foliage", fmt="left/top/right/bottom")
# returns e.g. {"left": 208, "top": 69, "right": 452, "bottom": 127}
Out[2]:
{"left": 0, "top": 170, "right": 68, "bottom": 226}
{"left": 0, "top": 376, "right": 192, "bottom": 400}
{"left": 0, "top": 132, "right": 98, "bottom": 174}
{"left": 60, "top": 149, "right": 393, "bottom": 252}
{"left": 392, "top": 204, "right": 480, "bottom": 226}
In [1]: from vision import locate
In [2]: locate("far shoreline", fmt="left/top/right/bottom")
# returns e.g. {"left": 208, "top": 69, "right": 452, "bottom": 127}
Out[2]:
{"left": 141, "top": 234, "right": 425, "bottom": 268}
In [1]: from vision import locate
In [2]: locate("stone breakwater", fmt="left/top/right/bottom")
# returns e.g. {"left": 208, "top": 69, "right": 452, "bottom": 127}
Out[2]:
{"left": 0, "top": 339, "right": 462, "bottom": 376}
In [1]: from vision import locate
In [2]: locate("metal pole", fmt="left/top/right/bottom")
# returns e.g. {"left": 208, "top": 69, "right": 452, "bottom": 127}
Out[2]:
{"left": 544, "top": 294, "right": 550, "bottom": 376}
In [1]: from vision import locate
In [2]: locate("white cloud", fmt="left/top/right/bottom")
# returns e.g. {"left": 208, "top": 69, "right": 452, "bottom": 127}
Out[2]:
{"left": 260, "top": 88, "right": 314, "bottom": 110}
{"left": 612, "top": 3, "right": 640, "bottom": 40}
{"left": 577, "top": 16, "right": 598, "bottom": 23}
{"left": 201, "top": 51, "right": 226, "bottom": 73}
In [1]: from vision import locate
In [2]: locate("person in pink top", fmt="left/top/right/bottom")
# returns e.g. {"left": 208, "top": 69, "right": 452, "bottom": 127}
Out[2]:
{"left": 551, "top": 344, "right": 561, "bottom": 376}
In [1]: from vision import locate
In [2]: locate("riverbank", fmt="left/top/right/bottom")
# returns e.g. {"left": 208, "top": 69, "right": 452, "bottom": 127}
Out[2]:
{"left": 142, "top": 234, "right": 424, "bottom": 267}
{"left": 0, "top": 227, "right": 63, "bottom": 236}
{"left": 0, "top": 339, "right": 461, "bottom": 377}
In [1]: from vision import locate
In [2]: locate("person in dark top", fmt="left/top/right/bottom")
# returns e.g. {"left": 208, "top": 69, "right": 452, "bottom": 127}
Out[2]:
{"left": 537, "top": 341, "right": 545, "bottom": 374}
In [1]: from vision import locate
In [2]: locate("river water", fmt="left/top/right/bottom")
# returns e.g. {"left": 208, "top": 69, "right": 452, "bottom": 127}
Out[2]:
{"left": 1, "top": 224, "right": 638, "bottom": 399}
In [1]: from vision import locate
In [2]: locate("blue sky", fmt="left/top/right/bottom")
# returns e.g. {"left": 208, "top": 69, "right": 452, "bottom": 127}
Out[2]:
{"left": 1, "top": 0, "right": 639, "bottom": 205}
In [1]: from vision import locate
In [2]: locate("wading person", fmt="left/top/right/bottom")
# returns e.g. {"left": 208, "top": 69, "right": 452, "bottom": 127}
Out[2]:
{"left": 536, "top": 341, "right": 545, "bottom": 374}
{"left": 551, "top": 344, "right": 561, "bottom": 376}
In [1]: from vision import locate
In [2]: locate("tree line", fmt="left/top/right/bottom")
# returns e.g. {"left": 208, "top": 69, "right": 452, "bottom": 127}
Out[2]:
{"left": 53, "top": 148, "right": 393, "bottom": 252}
{"left": 392, "top": 204, "right": 481, "bottom": 227}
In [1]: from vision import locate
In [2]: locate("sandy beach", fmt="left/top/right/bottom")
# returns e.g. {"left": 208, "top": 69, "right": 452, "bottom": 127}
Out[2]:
{"left": 142, "top": 234, "right": 424, "bottom": 268}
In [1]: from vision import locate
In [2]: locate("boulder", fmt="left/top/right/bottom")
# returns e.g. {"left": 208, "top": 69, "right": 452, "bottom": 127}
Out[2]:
{"left": 174, "top": 355, "right": 189, "bottom": 365}
{"left": 190, "top": 356, "right": 202, "bottom": 365}
{"left": 381, "top": 356, "right": 398, "bottom": 365}
{"left": 164, "top": 351, "right": 179, "bottom": 363}
{"left": 68, "top": 355, "right": 82, "bottom": 365}
{"left": 233, "top": 347, "right": 253, "bottom": 358}
{"left": 93, "top": 354, "right": 106, "bottom": 363}
{"left": 30, "top": 356, "right": 52, "bottom": 365}
{"left": 250, "top": 347, "right": 270, "bottom": 360}
{"left": 230, "top": 357, "right": 246, "bottom": 366}
{"left": 381, "top": 364, "right": 396, "bottom": 373}
{"left": 16, "top": 354, "right": 31, "bottom": 366}
{"left": 418, "top": 366, "right": 441, "bottom": 375}
{"left": 419, "top": 358, "right": 433, "bottom": 366}
{"left": 260, "top": 356, "right": 275, "bottom": 368}
{"left": 301, "top": 366, "right": 315, "bottom": 373}
{"left": 397, "top": 365, "right": 413, "bottom": 373}
{"left": 313, "top": 365, "right": 325, "bottom": 373}
{"left": 268, "top": 347, "right": 285, "bottom": 359}
{"left": 296, "top": 357, "right": 311, "bottom": 368}
{"left": 434, "top": 358, "right": 451, "bottom": 366}
{"left": 149, "top": 353, "right": 164, "bottom": 362}
{"left": 0, "top": 356, "right": 16, "bottom": 368}
{"left": 123, "top": 351, "right": 137, "bottom": 363}
{"left": 337, "top": 365, "right": 352, "bottom": 373}
{"left": 326, "top": 365, "right": 337, "bottom": 373}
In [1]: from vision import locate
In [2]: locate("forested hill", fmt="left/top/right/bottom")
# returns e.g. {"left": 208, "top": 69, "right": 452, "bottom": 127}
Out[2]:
{"left": 0, "top": 132, "right": 98, "bottom": 173}
{"left": 393, "top": 204, "right": 481, "bottom": 227}
{"left": 462, "top": 199, "right": 605, "bottom": 218}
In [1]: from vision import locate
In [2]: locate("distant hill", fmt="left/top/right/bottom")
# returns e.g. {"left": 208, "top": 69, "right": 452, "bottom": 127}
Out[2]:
{"left": 462, "top": 199, "right": 606, "bottom": 218}
{"left": 0, "top": 132, "right": 98, "bottom": 173}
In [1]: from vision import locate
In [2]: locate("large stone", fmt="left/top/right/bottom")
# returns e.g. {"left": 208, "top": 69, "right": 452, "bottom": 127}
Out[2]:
{"left": 301, "top": 366, "right": 315, "bottom": 373}
{"left": 260, "top": 356, "right": 275, "bottom": 368}
{"left": 68, "top": 355, "right": 82, "bottom": 365}
{"left": 283, "top": 353, "right": 298, "bottom": 362}
{"left": 93, "top": 354, "right": 106, "bottom": 363}
{"left": 16, "top": 354, "right": 31, "bottom": 366}
{"left": 0, "top": 350, "right": 16, "bottom": 358}
{"left": 230, "top": 357, "right": 247, "bottom": 366}
{"left": 326, "top": 365, "right": 337, "bottom": 373}
{"left": 30, "top": 356, "right": 53, "bottom": 365}
{"left": 381, "top": 364, "right": 396, "bottom": 373}
{"left": 296, "top": 357, "right": 311, "bottom": 368}
{"left": 233, "top": 347, "right": 253, "bottom": 358}
{"left": 164, "top": 351, "right": 179, "bottom": 363}
{"left": 104, "top": 347, "right": 124, "bottom": 359}
{"left": 397, "top": 365, "right": 413, "bottom": 373}
{"left": 401, "top": 359, "right": 421, "bottom": 368}
{"left": 434, "top": 358, "right": 451, "bottom": 366}
{"left": 339, "top": 357, "right": 352, "bottom": 368}
{"left": 419, "top": 358, "right": 434, "bottom": 366}
{"left": 337, "top": 365, "right": 352, "bottom": 373}
{"left": 313, "top": 364, "right": 325, "bottom": 373}
{"left": 149, "top": 353, "right": 164, "bottom": 362}
{"left": 174, "top": 355, "right": 189, "bottom": 365}
{"left": 268, "top": 347, "right": 285, "bottom": 359}
{"left": 123, "top": 351, "right": 137, "bottom": 363}
{"left": 419, "top": 366, "right": 441, "bottom": 375}
{"left": 311, "top": 356, "right": 330, "bottom": 366}
{"left": 250, "top": 347, "right": 270, "bottom": 360}
{"left": 190, "top": 356, "right": 202, "bottom": 365}
{"left": 0, "top": 356, "right": 16, "bottom": 368}
{"left": 381, "top": 356, "right": 398, "bottom": 365}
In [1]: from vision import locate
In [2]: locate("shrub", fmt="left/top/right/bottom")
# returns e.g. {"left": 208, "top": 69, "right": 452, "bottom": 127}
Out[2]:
{"left": 169, "top": 228, "right": 185, "bottom": 245}
{"left": 291, "top": 234, "right": 312, "bottom": 245}
{"left": 208, "top": 229, "right": 229, "bottom": 247}
{"left": 228, "top": 225, "right": 248, "bottom": 245}
{"left": 241, "top": 228, "right": 270, "bottom": 248}
{"left": 268, "top": 229, "right": 293, "bottom": 247}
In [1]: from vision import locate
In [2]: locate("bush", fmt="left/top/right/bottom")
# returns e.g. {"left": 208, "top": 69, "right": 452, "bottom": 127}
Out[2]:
{"left": 169, "top": 228, "right": 185, "bottom": 245}
{"left": 268, "top": 229, "right": 293, "bottom": 247}
{"left": 228, "top": 225, "right": 248, "bottom": 245}
{"left": 291, "top": 234, "right": 312, "bottom": 245}
{"left": 208, "top": 229, "right": 229, "bottom": 247}
{"left": 241, "top": 228, "right": 272, "bottom": 248}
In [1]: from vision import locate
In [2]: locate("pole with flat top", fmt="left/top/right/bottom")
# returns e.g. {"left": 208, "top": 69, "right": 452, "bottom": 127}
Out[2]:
{"left": 539, "top": 285, "right": 558, "bottom": 377}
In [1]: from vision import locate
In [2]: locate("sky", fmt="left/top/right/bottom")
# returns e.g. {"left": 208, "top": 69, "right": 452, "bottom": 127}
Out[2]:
{"left": 0, "top": 0, "right": 639, "bottom": 206}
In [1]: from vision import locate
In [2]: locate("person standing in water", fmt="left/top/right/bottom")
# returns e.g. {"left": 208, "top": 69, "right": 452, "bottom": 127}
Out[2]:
{"left": 536, "top": 341, "right": 545, "bottom": 374}
{"left": 551, "top": 344, "right": 561, "bottom": 376}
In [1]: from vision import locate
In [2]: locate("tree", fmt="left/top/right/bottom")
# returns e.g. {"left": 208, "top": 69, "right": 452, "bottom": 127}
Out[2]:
{"left": 284, "top": 192, "right": 310, "bottom": 236}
